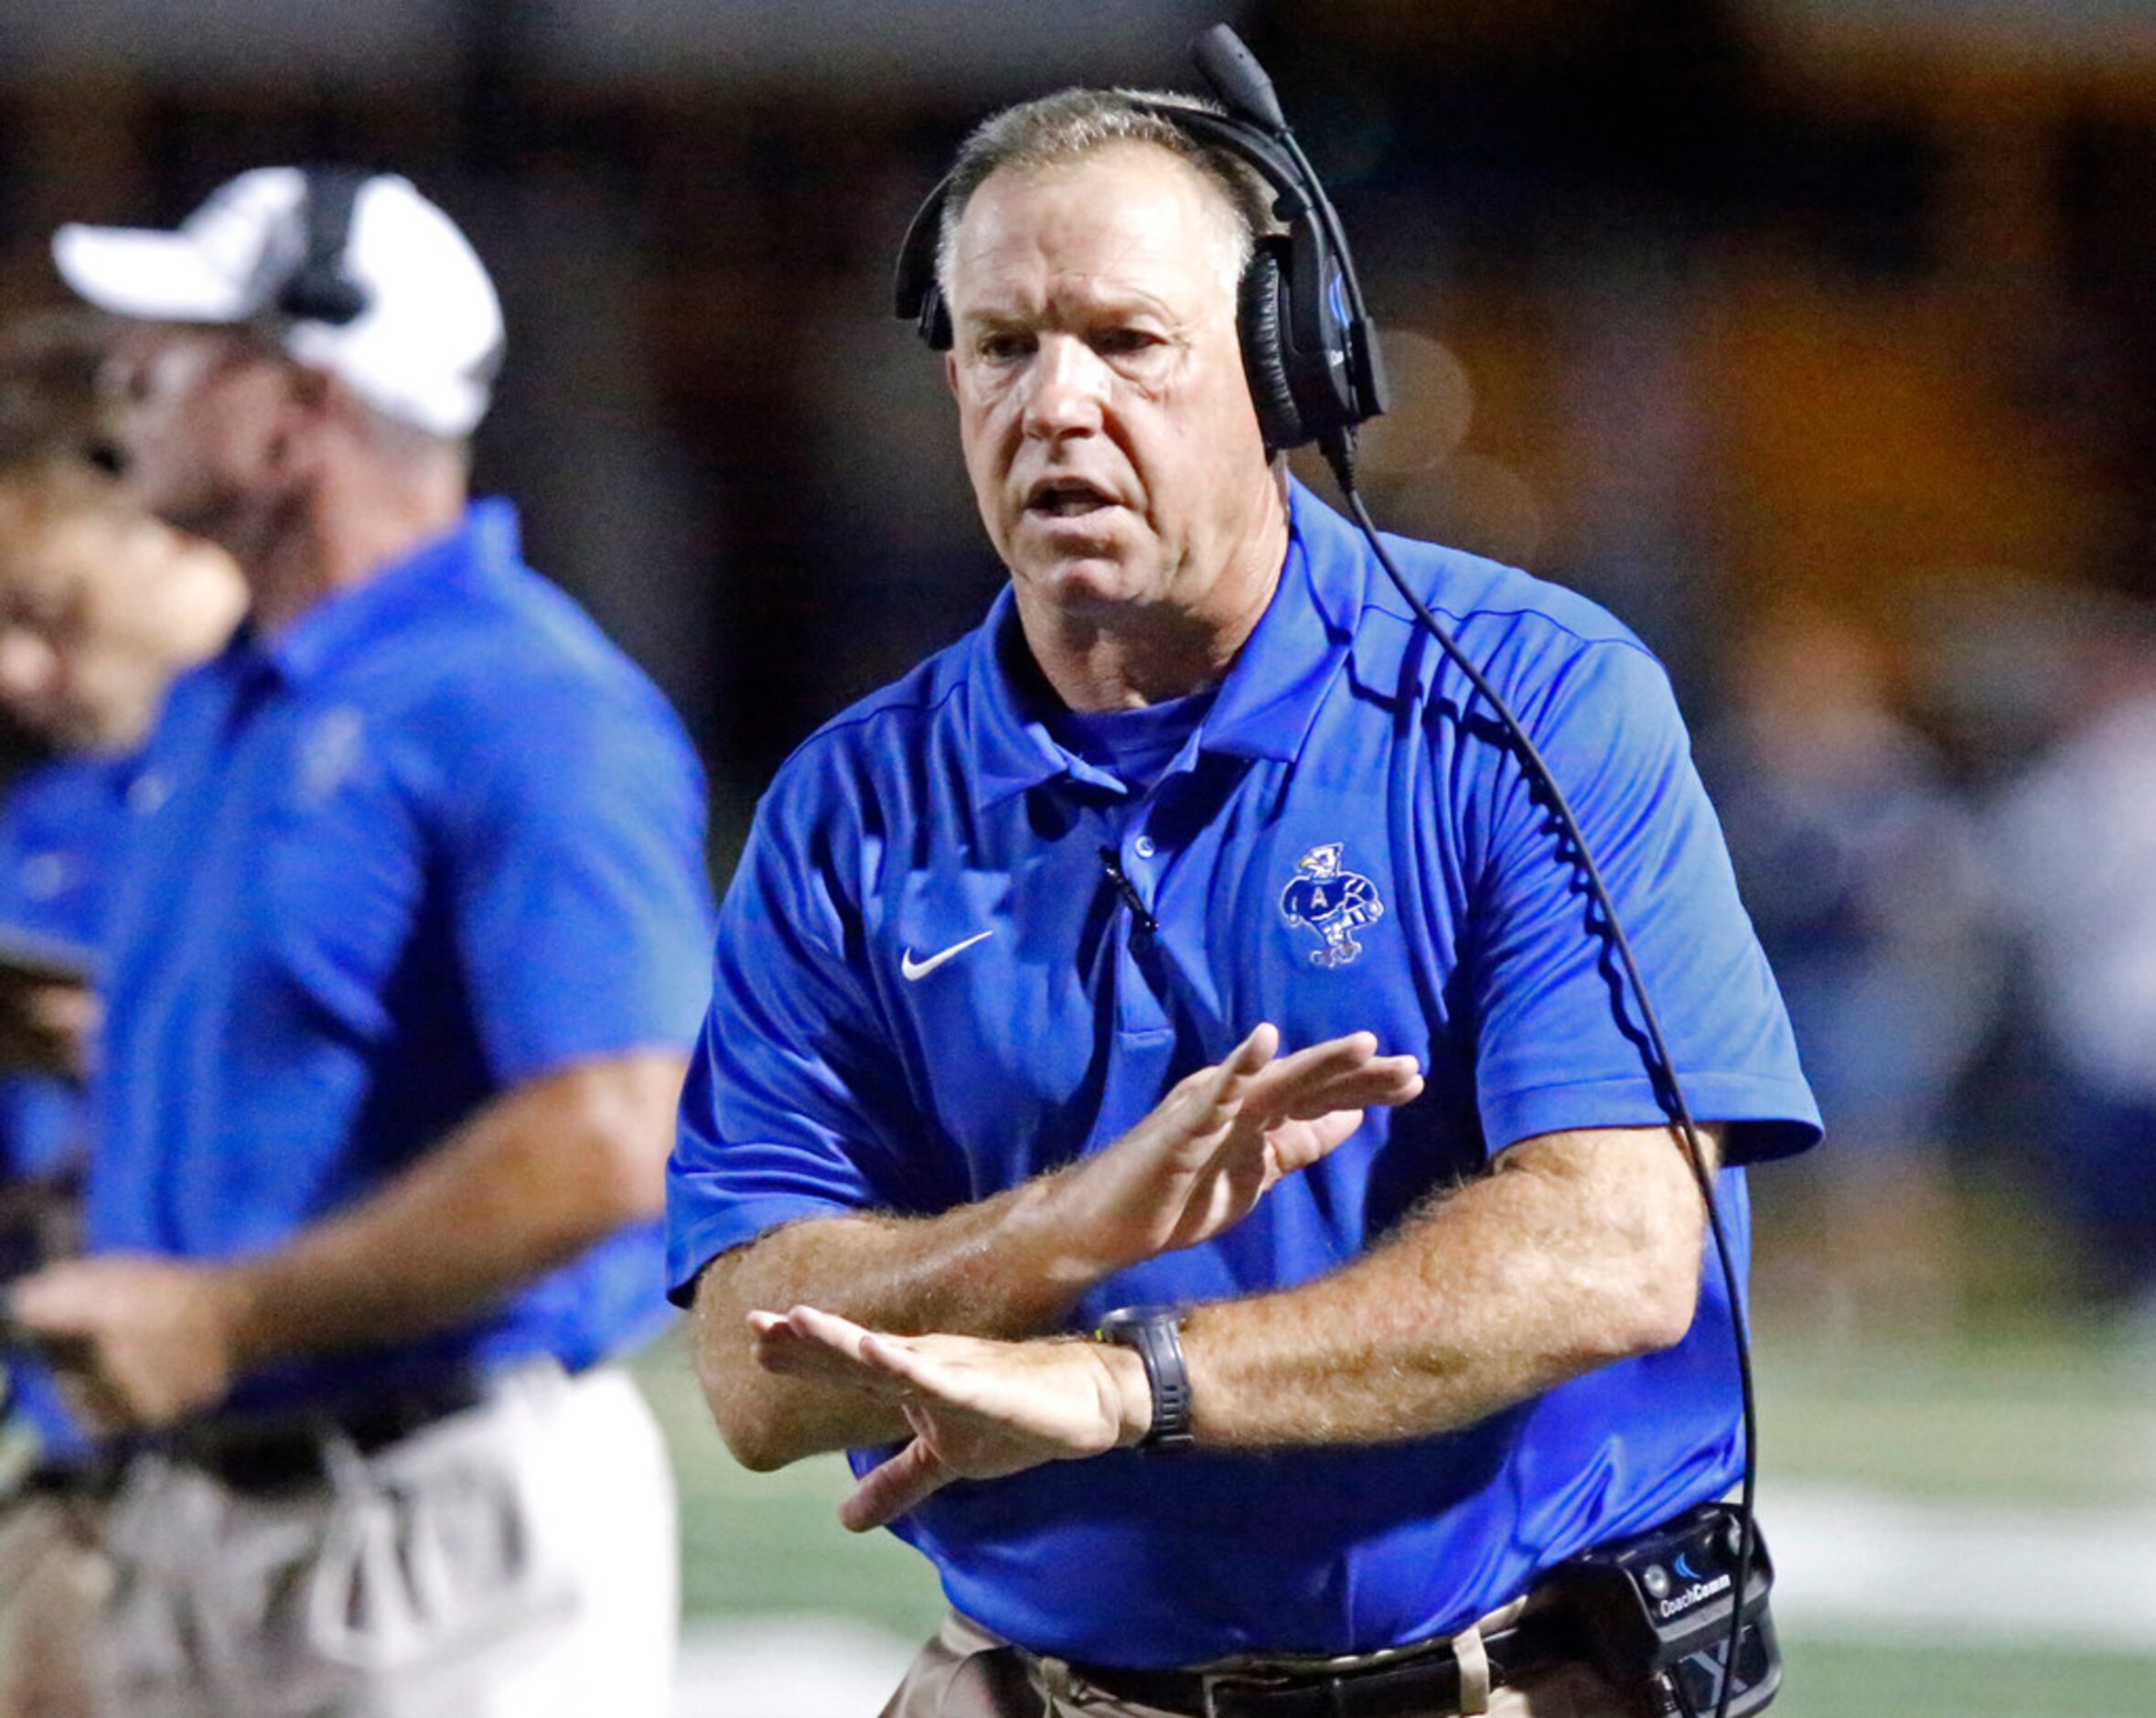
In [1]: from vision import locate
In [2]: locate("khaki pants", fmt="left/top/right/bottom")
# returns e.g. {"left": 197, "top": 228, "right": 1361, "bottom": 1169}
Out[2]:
{"left": 0, "top": 1367, "right": 676, "bottom": 1718}
{"left": 880, "top": 1608, "right": 1655, "bottom": 1718}
{"left": 0, "top": 1491, "right": 107, "bottom": 1718}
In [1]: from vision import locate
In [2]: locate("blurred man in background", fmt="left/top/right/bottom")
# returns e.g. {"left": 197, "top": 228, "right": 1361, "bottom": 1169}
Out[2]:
{"left": 4, "top": 168, "right": 713, "bottom": 1716}
{"left": 0, "top": 316, "right": 243, "bottom": 1103}
{"left": 0, "top": 310, "right": 245, "bottom": 1718}
{"left": 670, "top": 73, "right": 1818, "bottom": 1718}
{"left": 1704, "top": 605, "right": 1996, "bottom": 1333}
{"left": 1993, "top": 607, "right": 2156, "bottom": 1326}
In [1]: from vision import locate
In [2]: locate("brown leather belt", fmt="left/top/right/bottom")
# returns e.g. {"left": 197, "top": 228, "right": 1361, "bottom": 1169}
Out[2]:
{"left": 1059, "top": 1605, "right": 1587, "bottom": 1718}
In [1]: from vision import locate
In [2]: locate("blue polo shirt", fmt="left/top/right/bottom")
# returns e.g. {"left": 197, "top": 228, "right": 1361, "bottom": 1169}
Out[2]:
{"left": 0, "top": 750, "right": 138, "bottom": 1186}
{"left": 669, "top": 481, "right": 1818, "bottom": 1668}
{"left": 92, "top": 500, "right": 713, "bottom": 1416}
{"left": 0, "top": 749, "right": 140, "bottom": 1457}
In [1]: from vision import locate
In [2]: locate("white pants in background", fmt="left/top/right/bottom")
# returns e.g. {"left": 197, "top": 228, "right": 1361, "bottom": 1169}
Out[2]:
{"left": 25, "top": 1364, "right": 676, "bottom": 1718}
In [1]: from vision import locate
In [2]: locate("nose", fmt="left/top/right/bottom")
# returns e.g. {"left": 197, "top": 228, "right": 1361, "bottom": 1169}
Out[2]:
{"left": 0, "top": 628, "right": 59, "bottom": 706}
{"left": 1022, "top": 335, "right": 1108, "bottom": 441}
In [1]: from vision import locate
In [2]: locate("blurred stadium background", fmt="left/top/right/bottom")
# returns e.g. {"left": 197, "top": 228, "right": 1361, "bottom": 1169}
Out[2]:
{"left": 3, "top": 0, "right": 2153, "bottom": 1712}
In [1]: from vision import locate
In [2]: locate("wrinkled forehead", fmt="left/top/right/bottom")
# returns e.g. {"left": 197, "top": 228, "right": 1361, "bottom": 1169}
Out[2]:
{"left": 947, "top": 143, "right": 1245, "bottom": 310}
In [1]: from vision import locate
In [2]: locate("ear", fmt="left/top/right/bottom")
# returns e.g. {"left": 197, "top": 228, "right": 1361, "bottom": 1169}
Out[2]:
{"left": 286, "top": 364, "right": 336, "bottom": 418}
{"left": 942, "top": 350, "right": 959, "bottom": 399}
{"left": 268, "top": 365, "right": 340, "bottom": 476}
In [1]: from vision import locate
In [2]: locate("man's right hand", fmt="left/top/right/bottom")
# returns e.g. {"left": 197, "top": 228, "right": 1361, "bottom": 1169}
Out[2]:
{"left": 1039, "top": 1024, "right": 1423, "bottom": 1278}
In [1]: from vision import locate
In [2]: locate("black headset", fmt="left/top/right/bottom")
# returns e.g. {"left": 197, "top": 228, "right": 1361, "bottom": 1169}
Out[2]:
{"left": 275, "top": 165, "right": 371, "bottom": 327}
{"left": 893, "top": 25, "right": 1388, "bottom": 460}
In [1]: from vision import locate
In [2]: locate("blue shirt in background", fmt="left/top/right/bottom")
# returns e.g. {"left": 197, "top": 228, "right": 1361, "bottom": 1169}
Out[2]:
{"left": 0, "top": 749, "right": 139, "bottom": 1183}
{"left": 93, "top": 499, "right": 713, "bottom": 1415}
{"left": 0, "top": 749, "right": 142, "bottom": 1458}
{"left": 669, "top": 480, "right": 1818, "bottom": 1668}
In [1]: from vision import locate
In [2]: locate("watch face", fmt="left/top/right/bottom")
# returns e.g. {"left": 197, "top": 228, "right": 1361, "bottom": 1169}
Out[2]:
{"left": 1095, "top": 1305, "right": 1183, "bottom": 1339}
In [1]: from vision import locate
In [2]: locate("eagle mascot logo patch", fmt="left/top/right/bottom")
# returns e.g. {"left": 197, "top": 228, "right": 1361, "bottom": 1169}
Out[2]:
{"left": 1279, "top": 843, "right": 1385, "bottom": 969}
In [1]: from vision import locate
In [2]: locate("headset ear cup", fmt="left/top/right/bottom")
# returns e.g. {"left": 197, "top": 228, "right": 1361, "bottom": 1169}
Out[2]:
{"left": 895, "top": 174, "right": 957, "bottom": 351}
{"left": 919, "top": 282, "right": 953, "bottom": 351}
{"left": 1239, "top": 241, "right": 1304, "bottom": 451}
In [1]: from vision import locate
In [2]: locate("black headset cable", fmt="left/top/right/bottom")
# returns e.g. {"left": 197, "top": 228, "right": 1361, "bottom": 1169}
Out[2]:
{"left": 1325, "top": 438, "right": 1758, "bottom": 1718}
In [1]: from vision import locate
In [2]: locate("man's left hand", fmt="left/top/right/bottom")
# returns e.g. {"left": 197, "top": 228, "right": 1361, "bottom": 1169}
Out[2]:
{"left": 7, "top": 1255, "right": 253, "bottom": 1430}
{"left": 750, "top": 1305, "right": 1150, "bottom": 1531}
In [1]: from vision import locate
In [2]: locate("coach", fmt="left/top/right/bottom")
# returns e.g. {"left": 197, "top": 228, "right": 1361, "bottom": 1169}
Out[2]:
{"left": 7, "top": 168, "right": 713, "bottom": 1715}
{"left": 670, "top": 77, "right": 1818, "bottom": 1718}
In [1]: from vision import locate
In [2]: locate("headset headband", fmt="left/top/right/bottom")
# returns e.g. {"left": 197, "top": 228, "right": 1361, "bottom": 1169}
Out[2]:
{"left": 892, "top": 25, "right": 1388, "bottom": 456}
{"left": 277, "top": 165, "right": 370, "bottom": 328}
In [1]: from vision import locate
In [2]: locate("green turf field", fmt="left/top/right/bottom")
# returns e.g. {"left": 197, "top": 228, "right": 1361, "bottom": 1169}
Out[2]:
{"left": 1757, "top": 1325, "right": 2156, "bottom": 1715}
{"left": 1776, "top": 1637, "right": 2153, "bottom": 1718}
{"left": 643, "top": 1319, "right": 2156, "bottom": 1716}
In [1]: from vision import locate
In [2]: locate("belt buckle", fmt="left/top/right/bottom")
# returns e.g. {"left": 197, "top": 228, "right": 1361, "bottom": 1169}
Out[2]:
{"left": 1197, "top": 1670, "right": 1249, "bottom": 1718}
{"left": 1196, "top": 1668, "right": 1306, "bottom": 1718}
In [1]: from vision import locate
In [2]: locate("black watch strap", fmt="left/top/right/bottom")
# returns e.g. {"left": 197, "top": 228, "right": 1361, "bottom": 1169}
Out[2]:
{"left": 1094, "top": 1305, "right": 1195, "bottom": 1451}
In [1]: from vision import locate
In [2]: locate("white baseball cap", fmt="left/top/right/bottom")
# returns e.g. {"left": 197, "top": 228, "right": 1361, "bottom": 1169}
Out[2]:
{"left": 52, "top": 166, "right": 504, "bottom": 438}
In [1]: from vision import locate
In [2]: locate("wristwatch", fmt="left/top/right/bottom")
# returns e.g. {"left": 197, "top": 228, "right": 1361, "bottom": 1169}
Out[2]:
{"left": 1093, "top": 1305, "right": 1195, "bottom": 1452}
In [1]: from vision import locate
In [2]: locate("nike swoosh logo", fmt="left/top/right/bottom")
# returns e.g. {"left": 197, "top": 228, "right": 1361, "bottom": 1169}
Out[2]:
{"left": 900, "top": 930, "right": 993, "bottom": 982}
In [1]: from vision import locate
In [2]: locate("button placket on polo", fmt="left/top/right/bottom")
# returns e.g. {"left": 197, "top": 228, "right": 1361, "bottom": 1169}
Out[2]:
{"left": 1113, "top": 755, "right": 1217, "bottom": 1056}
{"left": 1109, "top": 887, "right": 1169, "bottom": 1043}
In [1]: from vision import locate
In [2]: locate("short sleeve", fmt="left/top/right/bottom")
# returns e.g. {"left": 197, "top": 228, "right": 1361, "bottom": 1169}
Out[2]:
{"left": 443, "top": 679, "right": 714, "bottom": 1085}
{"left": 1464, "top": 639, "right": 1820, "bottom": 1163}
{"left": 666, "top": 798, "right": 940, "bottom": 1303}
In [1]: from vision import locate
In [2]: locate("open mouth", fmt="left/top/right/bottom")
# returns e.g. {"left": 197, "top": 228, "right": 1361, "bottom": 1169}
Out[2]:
{"left": 1024, "top": 478, "right": 1116, "bottom": 519}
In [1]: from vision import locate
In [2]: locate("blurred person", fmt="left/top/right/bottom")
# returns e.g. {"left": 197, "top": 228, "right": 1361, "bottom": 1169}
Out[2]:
{"left": 0, "top": 311, "right": 244, "bottom": 1718}
{"left": 1993, "top": 613, "right": 2156, "bottom": 1319}
{"left": 0, "top": 315, "right": 244, "bottom": 1095}
{"left": 1703, "top": 606, "right": 1997, "bottom": 1331}
{"left": 5, "top": 167, "right": 714, "bottom": 1717}
{"left": 670, "top": 50, "right": 1818, "bottom": 1718}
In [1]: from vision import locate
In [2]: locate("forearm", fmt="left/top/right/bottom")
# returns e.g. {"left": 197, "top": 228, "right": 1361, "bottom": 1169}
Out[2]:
{"left": 692, "top": 1171, "right": 1101, "bottom": 1466}
{"left": 702, "top": 1024, "right": 1427, "bottom": 1467}
{"left": 749, "top": 1132, "right": 1727, "bottom": 1530}
{"left": 220, "top": 1049, "right": 685, "bottom": 1369}
{"left": 1182, "top": 1124, "right": 1720, "bottom": 1446}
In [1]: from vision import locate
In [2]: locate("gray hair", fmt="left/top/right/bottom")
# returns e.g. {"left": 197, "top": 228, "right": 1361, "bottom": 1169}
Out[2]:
{"left": 933, "top": 88, "right": 1275, "bottom": 303}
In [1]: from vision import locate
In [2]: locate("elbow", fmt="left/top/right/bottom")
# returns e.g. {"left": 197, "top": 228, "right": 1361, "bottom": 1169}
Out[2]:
{"left": 688, "top": 1261, "right": 805, "bottom": 1473}
{"left": 1593, "top": 1252, "right": 1702, "bottom": 1363}
{"left": 1626, "top": 1268, "right": 1702, "bottom": 1358}
{"left": 713, "top": 1403, "right": 796, "bottom": 1473}
{"left": 693, "top": 1361, "right": 772, "bottom": 1466}
{"left": 1556, "top": 1217, "right": 1706, "bottom": 1369}
{"left": 574, "top": 1050, "right": 689, "bottom": 1229}
{"left": 1593, "top": 1141, "right": 1715, "bottom": 1362}
{"left": 694, "top": 1346, "right": 807, "bottom": 1473}
{"left": 583, "top": 1122, "right": 668, "bottom": 1229}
